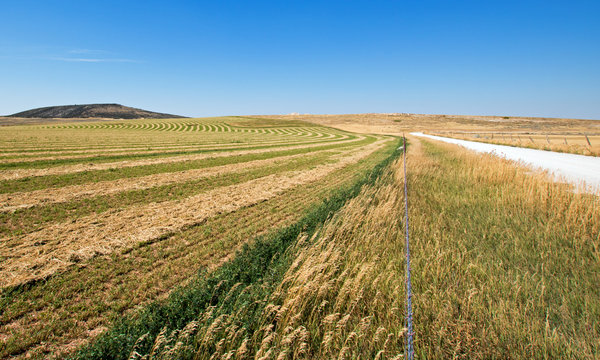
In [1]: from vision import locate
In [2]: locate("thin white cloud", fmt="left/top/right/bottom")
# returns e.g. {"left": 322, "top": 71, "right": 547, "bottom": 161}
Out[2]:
{"left": 68, "top": 49, "right": 109, "bottom": 55}
{"left": 0, "top": 46, "right": 141, "bottom": 63}
{"left": 49, "top": 57, "right": 140, "bottom": 63}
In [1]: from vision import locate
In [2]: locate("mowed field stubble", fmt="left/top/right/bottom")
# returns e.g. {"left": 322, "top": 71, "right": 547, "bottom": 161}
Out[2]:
{"left": 0, "top": 116, "right": 398, "bottom": 358}
{"left": 1, "top": 114, "right": 598, "bottom": 359}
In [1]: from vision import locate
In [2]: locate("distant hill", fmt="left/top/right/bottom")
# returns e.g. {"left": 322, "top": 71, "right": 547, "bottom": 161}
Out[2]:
{"left": 8, "top": 104, "right": 185, "bottom": 119}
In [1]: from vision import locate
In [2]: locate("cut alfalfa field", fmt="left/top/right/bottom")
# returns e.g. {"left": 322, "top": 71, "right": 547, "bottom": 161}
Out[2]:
{"left": 0, "top": 116, "right": 398, "bottom": 358}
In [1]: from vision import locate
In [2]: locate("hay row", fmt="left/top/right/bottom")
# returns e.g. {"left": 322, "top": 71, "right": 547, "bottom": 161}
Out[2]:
{"left": 0, "top": 139, "right": 387, "bottom": 289}
{"left": 0, "top": 149, "right": 343, "bottom": 212}
{"left": 0, "top": 134, "right": 344, "bottom": 163}
{"left": 0, "top": 135, "right": 364, "bottom": 181}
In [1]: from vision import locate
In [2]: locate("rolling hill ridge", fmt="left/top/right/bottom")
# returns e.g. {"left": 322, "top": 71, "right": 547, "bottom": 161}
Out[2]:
{"left": 8, "top": 103, "right": 184, "bottom": 119}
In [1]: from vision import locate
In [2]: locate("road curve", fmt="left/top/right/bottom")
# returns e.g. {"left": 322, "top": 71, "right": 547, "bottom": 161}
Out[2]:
{"left": 411, "top": 132, "right": 600, "bottom": 193}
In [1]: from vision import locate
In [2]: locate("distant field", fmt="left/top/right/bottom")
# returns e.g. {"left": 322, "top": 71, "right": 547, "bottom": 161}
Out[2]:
{"left": 253, "top": 113, "right": 600, "bottom": 135}
{"left": 257, "top": 113, "right": 600, "bottom": 156}
{"left": 0, "top": 117, "right": 398, "bottom": 358}
{"left": 0, "top": 116, "right": 122, "bottom": 126}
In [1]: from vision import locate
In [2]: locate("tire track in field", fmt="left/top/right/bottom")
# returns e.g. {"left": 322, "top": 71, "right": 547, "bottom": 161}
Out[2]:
{"left": 0, "top": 139, "right": 388, "bottom": 289}
{"left": 0, "top": 135, "right": 362, "bottom": 181}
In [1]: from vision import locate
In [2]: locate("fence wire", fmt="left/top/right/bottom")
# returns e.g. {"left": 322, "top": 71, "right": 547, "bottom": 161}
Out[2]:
{"left": 403, "top": 135, "right": 414, "bottom": 360}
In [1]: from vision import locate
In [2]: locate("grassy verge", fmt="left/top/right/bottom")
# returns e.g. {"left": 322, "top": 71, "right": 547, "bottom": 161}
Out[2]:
{"left": 409, "top": 140, "right": 599, "bottom": 358}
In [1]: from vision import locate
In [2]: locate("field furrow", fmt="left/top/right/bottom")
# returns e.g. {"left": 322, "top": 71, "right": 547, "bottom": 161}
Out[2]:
{"left": 0, "top": 150, "right": 342, "bottom": 237}
{"left": 0, "top": 137, "right": 374, "bottom": 196}
{"left": 0, "top": 138, "right": 332, "bottom": 164}
{"left": 0, "top": 130, "right": 344, "bottom": 162}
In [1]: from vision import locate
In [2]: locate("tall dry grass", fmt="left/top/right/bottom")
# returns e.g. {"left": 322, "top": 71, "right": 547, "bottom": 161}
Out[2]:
{"left": 409, "top": 139, "right": 599, "bottom": 358}
{"left": 127, "top": 167, "right": 407, "bottom": 359}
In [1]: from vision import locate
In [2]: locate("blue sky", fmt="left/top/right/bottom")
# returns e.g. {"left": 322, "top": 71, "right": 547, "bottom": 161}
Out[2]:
{"left": 1, "top": 0, "right": 599, "bottom": 119}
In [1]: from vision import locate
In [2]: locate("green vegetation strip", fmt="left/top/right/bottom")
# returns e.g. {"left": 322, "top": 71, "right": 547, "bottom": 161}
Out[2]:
{"left": 0, "top": 136, "right": 372, "bottom": 194}
{"left": 0, "top": 151, "right": 337, "bottom": 237}
{"left": 70, "top": 139, "right": 402, "bottom": 359}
